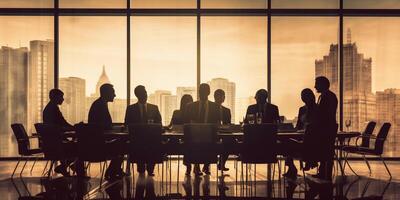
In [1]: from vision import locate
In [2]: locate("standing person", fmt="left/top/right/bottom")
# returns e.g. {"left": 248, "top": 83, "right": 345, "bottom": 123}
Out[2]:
{"left": 214, "top": 89, "right": 231, "bottom": 171}
{"left": 244, "top": 89, "right": 280, "bottom": 124}
{"left": 88, "top": 83, "right": 125, "bottom": 179}
{"left": 42, "top": 89, "right": 75, "bottom": 176}
{"left": 314, "top": 76, "right": 338, "bottom": 181}
{"left": 184, "top": 83, "right": 220, "bottom": 175}
{"left": 124, "top": 85, "right": 161, "bottom": 176}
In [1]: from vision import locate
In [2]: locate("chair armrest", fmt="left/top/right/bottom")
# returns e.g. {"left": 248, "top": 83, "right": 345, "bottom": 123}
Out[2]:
{"left": 355, "top": 134, "right": 377, "bottom": 146}
{"left": 289, "top": 138, "right": 302, "bottom": 144}
{"left": 105, "top": 139, "right": 118, "bottom": 144}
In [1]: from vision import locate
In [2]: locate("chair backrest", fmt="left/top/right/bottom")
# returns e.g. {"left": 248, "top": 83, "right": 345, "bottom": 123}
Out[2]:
{"left": 374, "top": 123, "right": 391, "bottom": 155}
{"left": 74, "top": 123, "right": 107, "bottom": 161}
{"left": 11, "top": 124, "right": 30, "bottom": 155}
{"left": 128, "top": 123, "right": 163, "bottom": 163}
{"left": 183, "top": 123, "right": 218, "bottom": 164}
{"left": 361, "top": 121, "right": 376, "bottom": 148}
{"left": 242, "top": 123, "right": 278, "bottom": 164}
{"left": 34, "top": 123, "right": 64, "bottom": 159}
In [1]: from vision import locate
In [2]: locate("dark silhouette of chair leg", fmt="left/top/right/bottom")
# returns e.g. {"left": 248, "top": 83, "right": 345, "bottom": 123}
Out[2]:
{"left": 380, "top": 155, "right": 392, "bottom": 178}
{"left": 19, "top": 159, "right": 28, "bottom": 177}
{"left": 362, "top": 155, "right": 372, "bottom": 176}
{"left": 11, "top": 157, "right": 21, "bottom": 178}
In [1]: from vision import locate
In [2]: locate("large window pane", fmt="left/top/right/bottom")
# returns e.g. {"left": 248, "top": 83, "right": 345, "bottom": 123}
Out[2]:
{"left": 0, "top": 16, "right": 53, "bottom": 157}
{"left": 0, "top": 0, "right": 53, "bottom": 8}
{"left": 344, "top": 18, "right": 400, "bottom": 157}
{"left": 131, "top": 17, "right": 196, "bottom": 125}
{"left": 272, "top": 17, "right": 338, "bottom": 124}
{"left": 201, "top": 0, "right": 267, "bottom": 9}
{"left": 344, "top": 0, "right": 400, "bottom": 9}
{"left": 272, "top": 0, "right": 338, "bottom": 9}
{"left": 201, "top": 17, "right": 267, "bottom": 124}
{"left": 131, "top": 0, "right": 196, "bottom": 8}
{"left": 60, "top": 0, "right": 126, "bottom": 8}
{"left": 60, "top": 17, "right": 127, "bottom": 124}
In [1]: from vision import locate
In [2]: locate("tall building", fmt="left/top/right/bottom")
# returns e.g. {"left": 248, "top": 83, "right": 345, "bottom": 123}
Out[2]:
{"left": 0, "top": 46, "right": 28, "bottom": 135}
{"left": 208, "top": 78, "right": 236, "bottom": 123}
{"left": 235, "top": 96, "right": 256, "bottom": 123}
{"left": 28, "top": 40, "right": 54, "bottom": 132}
{"left": 149, "top": 90, "right": 175, "bottom": 125}
{"left": 86, "top": 66, "right": 126, "bottom": 122}
{"left": 176, "top": 86, "right": 196, "bottom": 106}
{"left": 376, "top": 89, "right": 400, "bottom": 156}
{"left": 315, "top": 30, "right": 376, "bottom": 131}
{"left": 59, "top": 77, "right": 86, "bottom": 124}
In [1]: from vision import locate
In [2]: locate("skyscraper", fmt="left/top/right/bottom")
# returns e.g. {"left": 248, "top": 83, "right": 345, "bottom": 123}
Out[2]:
{"left": 150, "top": 90, "right": 175, "bottom": 125}
{"left": 59, "top": 77, "right": 86, "bottom": 124}
{"left": 236, "top": 96, "right": 256, "bottom": 123}
{"left": 376, "top": 89, "right": 400, "bottom": 156}
{"left": 0, "top": 46, "right": 28, "bottom": 135}
{"left": 208, "top": 78, "right": 236, "bottom": 123}
{"left": 28, "top": 40, "right": 54, "bottom": 132}
{"left": 315, "top": 30, "right": 376, "bottom": 131}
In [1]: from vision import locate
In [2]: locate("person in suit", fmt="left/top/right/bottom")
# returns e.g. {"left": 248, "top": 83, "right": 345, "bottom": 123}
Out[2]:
{"left": 42, "top": 89, "right": 74, "bottom": 176}
{"left": 88, "top": 83, "right": 125, "bottom": 179}
{"left": 214, "top": 89, "right": 231, "bottom": 171}
{"left": 283, "top": 88, "right": 317, "bottom": 178}
{"left": 314, "top": 76, "right": 338, "bottom": 181}
{"left": 184, "top": 83, "right": 220, "bottom": 176}
{"left": 43, "top": 89, "right": 74, "bottom": 131}
{"left": 124, "top": 85, "right": 162, "bottom": 176}
{"left": 168, "top": 94, "right": 193, "bottom": 127}
{"left": 244, "top": 89, "right": 280, "bottom": 124}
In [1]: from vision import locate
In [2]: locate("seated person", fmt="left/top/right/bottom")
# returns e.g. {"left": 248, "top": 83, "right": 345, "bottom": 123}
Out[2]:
{"left": 88, "top": 83, "right": 127, "bottom": 179}
{"left": 282, "top": 88, "right": 317, "bottom": 179}
{"left": 168, "top": 94, "right": 193, "bottom": 128}
{"left": 214, "top": 89, "right": 232, "bottom": 171}
{"left": 42, "top": 89, "right": 75, "bottom": 176}
{"left": 244, "top": 89, "right": 280, "bottom": 124}
{"left": 124, "top": 85, "right": 162, "bottom": 176}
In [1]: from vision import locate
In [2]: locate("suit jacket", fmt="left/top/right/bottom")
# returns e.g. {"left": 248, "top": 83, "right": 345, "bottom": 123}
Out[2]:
{"left": 316, "top": 90, "right": 338, "bottom": 127}
{"left": 124, "top": 103, "right": 162, "bottom": 125}
{"left": 43, "top": 101, "right": 73, "bottom": 130}
{"left": 295, "top": 104, "right": 317, "bottom": 130}
{"left": 245, "top": 103, "right": 280, "bottom": 124}
{"left": 184, "top": 100, "right": 220, "bottom": 124}
{"left": 88, "top": 97, "right": 112, "bottom": 130}
{"left": 217, "top": 105, "right": 231, "bottom": 125}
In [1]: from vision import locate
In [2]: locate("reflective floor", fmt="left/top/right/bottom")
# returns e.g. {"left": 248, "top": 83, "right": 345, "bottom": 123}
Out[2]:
{"left": 1, "top": 159, "right": 399, "bottom": 199}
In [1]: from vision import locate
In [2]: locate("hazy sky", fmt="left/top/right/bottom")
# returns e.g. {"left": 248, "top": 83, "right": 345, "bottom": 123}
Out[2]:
{"left": 1, "top": 9, "right": 400, "bottom": 119}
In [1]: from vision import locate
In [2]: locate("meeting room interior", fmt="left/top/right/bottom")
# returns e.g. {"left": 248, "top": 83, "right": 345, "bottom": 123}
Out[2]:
{"left": 1, "top": 0, "right": 400, "bottom": 199}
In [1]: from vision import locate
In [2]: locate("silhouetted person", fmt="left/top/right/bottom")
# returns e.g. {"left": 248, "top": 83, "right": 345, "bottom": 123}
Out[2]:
{"left": 88, "top": 83, "right": 125, "bottom": 179}
{"left": 42, "top": 89, "right": 74, "bottom": 176}
{"left": 314, "top": 76, "right": 338, "bottom": 181}
{"left": 43, "top": 89, "right": 74, "bottom": 131}
{"left": 169, "top": 94, "right": 193, "bottom": 127}
{"left": 124, "top": 85, "right": 161, "bottom": 176}
{"left": 283, "top": 88, "right": 317, "bottom": 178}
{"left": 214, "top": 89, "right": 231, "bottom": 171}
{"left": 184, "top": 83, "right": 220, "bottom": 175}
{"left": 244, "top": 89, "right": 280, "bottom": 124}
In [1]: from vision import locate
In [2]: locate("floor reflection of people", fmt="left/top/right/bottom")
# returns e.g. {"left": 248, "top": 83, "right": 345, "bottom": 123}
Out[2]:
{"left": 134, "top": 174, "right": 156, "bottom": 199}
{"left": 218, "top": 175, "right": 229, "bottom": 197}
{"left": 39, "top": 177, "right": 90, "bottom": 200}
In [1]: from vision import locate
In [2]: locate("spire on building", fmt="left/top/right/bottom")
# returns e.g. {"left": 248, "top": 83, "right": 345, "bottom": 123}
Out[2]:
{"left": 91, "top": 65, "right": 111, "bottom": 97}
{"left": 347, "top": 28, "right": 352, "bottom": 44}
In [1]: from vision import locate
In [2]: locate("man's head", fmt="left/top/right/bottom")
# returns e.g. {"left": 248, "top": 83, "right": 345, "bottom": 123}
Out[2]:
{"left": 100, "top": 83, "right": 116, "bottom": 102}
{"left": 255, "top": 89, "right": 268, "bottom": 104}
{"left": 214, "top": 89, "right": 225, "bottom": 105}
{"left": 315, "top": 76, "right": 330, "bottom": 93}
{"left": 49, "top": 89, "right": 64, "bottom": 105}
{"left": 134, "top": 85, "right": 147, "bottom": 104}
{"left": 198, "top": 83, "right": 210, "bottom": 101}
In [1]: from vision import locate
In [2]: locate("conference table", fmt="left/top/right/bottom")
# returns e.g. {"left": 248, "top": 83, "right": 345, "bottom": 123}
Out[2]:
{"left": 100, "top": 129, "right": 360, "bottom": 180}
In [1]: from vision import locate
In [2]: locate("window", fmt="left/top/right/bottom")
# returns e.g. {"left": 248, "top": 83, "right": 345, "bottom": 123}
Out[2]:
{"left": 0, "top": 16, "right": 53, "bottom": 157}
{"left": 271, "top": 0, "right": 338, "bottom": 9}
{"left": 59, "top": 16, "right": 127, "bottom": 124}
{"left": 131, "top": 0, "right": 196, "bottom": 8}
{"left": 60, "top": 0, "right": 126, "bottom": 8}
{"left": 0, "top": 0, "right": 53, "bottom": 8}
{"left": 131, "top": 17, "right": 196, "bottom": 125}
{"left": 202, "top": 0, "right": 267, "bottom": 9}
{"left": 201, "top": 17, "right": 267, "bottom": 123}
{"left": 344, "top": 0, "right": 400, "bottom": 9}
{"left": 344, "top": 17, "right": 400, "bottom": 157}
